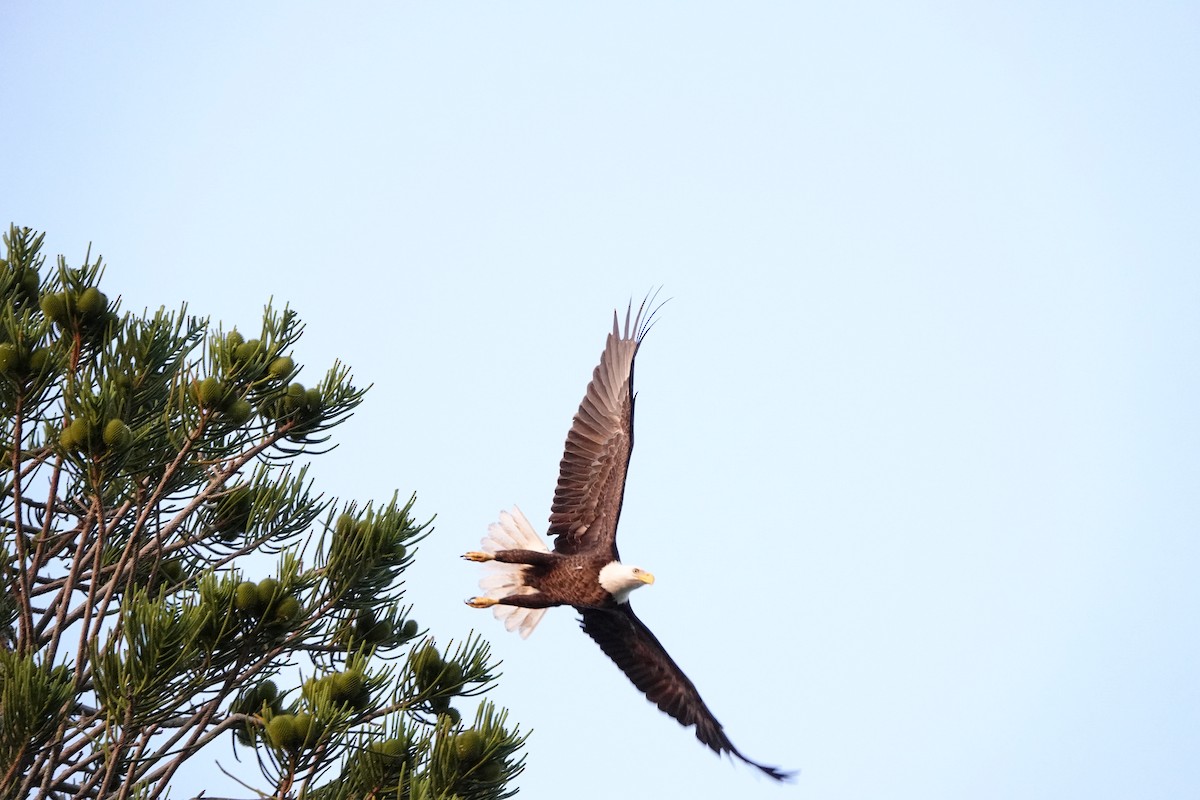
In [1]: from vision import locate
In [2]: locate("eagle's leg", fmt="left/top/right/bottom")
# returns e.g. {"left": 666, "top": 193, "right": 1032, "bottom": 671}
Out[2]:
{"left": 462, "top": 548, "right": 557, "bottom": 566}
{"left": 465, "top": 591, "right": 556, "bottom": 609}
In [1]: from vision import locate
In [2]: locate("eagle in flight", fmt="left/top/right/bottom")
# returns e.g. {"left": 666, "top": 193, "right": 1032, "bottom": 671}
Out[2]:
{"left": 464, "top": 294, "right": 793, "bottom": 781}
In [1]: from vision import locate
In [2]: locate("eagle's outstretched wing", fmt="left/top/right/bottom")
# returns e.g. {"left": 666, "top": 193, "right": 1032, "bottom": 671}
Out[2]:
{"left": 578, "top": 605, "right": 794, "bottom": 782}
{"left": 548, "top": 293, "right": 662, "bottom": 556}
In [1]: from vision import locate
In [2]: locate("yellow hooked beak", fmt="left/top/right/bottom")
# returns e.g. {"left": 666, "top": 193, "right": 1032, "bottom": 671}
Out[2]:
{"left": 639, "top": 571, "right": 656, "bottom": 585}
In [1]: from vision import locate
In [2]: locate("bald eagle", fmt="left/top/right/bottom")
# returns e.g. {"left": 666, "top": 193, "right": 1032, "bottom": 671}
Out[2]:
{"left": 464, "top": 296, "right": 793, "bottom": 781}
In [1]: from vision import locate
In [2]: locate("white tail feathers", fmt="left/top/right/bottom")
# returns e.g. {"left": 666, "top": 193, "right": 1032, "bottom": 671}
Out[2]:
{"left": 478, "top": 506, "right": 550, "bottom": 639}
{"left": 480, "top": 506, "right": 549, "bottom": 554}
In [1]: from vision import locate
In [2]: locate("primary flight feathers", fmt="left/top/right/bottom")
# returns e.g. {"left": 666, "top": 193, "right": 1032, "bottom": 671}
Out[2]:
{"left": 465, "top": 293, "right": 793, "bottom": 782}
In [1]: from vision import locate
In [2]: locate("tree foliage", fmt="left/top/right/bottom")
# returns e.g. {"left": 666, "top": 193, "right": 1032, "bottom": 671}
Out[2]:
{"left": 0, "top": 226, "right": 525, "bottom": 800}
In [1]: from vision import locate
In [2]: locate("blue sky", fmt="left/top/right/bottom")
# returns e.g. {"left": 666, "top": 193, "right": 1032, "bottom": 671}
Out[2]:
{"left": 4, "top": 3, "right": 1198, "bottom": 798}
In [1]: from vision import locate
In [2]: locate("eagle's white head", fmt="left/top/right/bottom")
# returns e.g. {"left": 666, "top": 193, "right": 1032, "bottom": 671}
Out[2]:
{"left": 598, "top": 561, "right": 656, "bottom": 604}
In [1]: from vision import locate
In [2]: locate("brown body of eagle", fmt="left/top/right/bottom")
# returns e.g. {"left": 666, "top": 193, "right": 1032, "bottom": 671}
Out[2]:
{"left": 465, "top": 294, "right": 793, "bottom": 782}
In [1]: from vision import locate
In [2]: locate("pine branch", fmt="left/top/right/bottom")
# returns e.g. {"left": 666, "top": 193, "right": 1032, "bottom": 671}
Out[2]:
{"left": 1, "top": 227, "right": 526, "bottom": 800}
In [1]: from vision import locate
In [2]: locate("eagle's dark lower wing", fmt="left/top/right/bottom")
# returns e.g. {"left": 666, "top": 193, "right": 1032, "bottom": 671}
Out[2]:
{"left": 578, "top": 605, "right": 793, "bottom": 781}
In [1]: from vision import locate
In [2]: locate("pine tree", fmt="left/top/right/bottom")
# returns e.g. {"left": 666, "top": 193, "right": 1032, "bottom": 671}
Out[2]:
{"left": 0, "top": 226, "right": 525, "bottom": 800}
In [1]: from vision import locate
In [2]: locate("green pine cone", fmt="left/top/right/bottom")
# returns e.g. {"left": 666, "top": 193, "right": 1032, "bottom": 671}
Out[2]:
{"left": 18, "top": 265, "right": 39, "bottom": 298}
{"left": 335, "top": 513, "right": 356, "bottom": 537}
{"left": 234, "top": 581, "right": 262, "bottom": 613}
{"left": 454, "top": 729, "right": 485, "bottom": 765}
{"left": 102, "top": 419, "right": 133, "bottom": 450}
{"left": 39, "top": 292, "right": 67, "bottom": 324}
{"left": 366, "top": 619, "right": 392, "bottom": 644}
{"left": 332, "top": 669, "right": 364, "bottom": 702}
{"left": 292, "top": 712, "right": 321, "bottom": 747}
{"left": 380, "top": 737, "right": 407, "bottom": 760}
{"left": 439, "top": 662, "right": 464, "bottom": 692}
{"left": 76, "top": 286, "right": 108, "bottom": 319}
{"left": 256, "top": 578, "right": 281, "bottom": 607}
{"left": 27, "top": 348, "right": 50, "bottom": 374}
{"left": 355, "top": 607, "right": 376, "bottom": 634}
{"left": 0, "top": 342, "right": 23, "bottom": 375}
{"left": 197, "top": 377, "right": 227, "bottom": 409}
{"left": 410, "top": 645, "right": 444, "bottom": 689}
{"left": 60, "top": 418, "right": 92, "bottom": 453}
{"left": 267, "top": 356, "right": 294, "bottom": 381}
{"left": 258, "top": 680, "right": 279, "bottom": 703}
{"left": 266, "top": 714, "right": 299, "bottom": 750}
{"left": 234, "top": 339, "right": 263, "bottom": 364}
{"left": 273, "top": 595, "right": 301, "bottom": 624}
{"left": 225, "top": 398, "right": 253, "bottom": 424}
{"left": 161, "top": 559, "right": 185, "bottom": 585}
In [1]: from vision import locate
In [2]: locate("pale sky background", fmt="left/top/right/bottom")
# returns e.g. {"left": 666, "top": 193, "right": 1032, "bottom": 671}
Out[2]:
{"left": 4, "top": 3, "right": 1198, "bottom": 799}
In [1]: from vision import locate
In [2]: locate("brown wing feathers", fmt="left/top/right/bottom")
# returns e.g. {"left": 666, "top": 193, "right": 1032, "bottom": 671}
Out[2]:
{"left": 548, "top": 295, "right": 660, "bottom": 555}
{"left": 579, "top": 606, "right": 793, "bottom": 782}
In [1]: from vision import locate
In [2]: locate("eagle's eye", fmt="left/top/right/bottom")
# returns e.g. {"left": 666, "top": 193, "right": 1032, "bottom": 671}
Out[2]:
{"left": 632, "top": 568, "right": 641, "bottom": 574}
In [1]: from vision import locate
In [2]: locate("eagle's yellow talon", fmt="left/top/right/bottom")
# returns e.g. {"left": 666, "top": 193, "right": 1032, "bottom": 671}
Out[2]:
{"left": 466, "top": 596, "right": 497, "bottom": 608}
{"left": 462, "top": 551, "right": 494, "bottom": 562}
